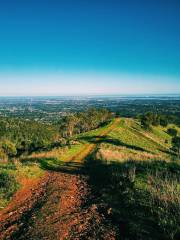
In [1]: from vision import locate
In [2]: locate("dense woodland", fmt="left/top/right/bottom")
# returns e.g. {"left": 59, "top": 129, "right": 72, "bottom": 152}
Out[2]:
{"left": 58, "top": 108, "right": 112, "bottom": 137}
{"left": 138, "top": 112, "right": 169, "bottom": 128}
{"left": 138, "top": 112, "right": 180, "bottom": 128}
{"left": 0, "top": 108, "right": 112, "bottom": 159}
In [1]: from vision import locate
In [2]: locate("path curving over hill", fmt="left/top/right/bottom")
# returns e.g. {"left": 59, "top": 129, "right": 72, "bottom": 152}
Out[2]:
{"left": 0, "top": 119, "right": 120, "bottom": 240}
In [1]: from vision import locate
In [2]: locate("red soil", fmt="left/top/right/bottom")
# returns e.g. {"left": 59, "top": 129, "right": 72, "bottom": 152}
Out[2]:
{"left": 0, "top": 119, "right": 120, "bottom": 239}
{"left": 0, "top": 172, "right": 117, "bottom": 240}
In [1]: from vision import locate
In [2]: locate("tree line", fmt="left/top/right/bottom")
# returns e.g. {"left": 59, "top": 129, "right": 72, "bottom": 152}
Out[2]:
{"left": 138, "top": 112, "right": 180, "bottom": 157}
{"left": 0, "top": 117, "right": 58, "bottom": 160}
{"left": 0, "top": 108, "right": 112, "bottom": 160}
{"left": 138, "top": 112, "right": 169, "bottom": 129}
{"left": 59, "top": 108, "right": 112, "bottom": 137}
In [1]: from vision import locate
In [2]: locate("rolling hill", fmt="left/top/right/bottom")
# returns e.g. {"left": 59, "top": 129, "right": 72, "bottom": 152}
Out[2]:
{"left": 0, "top": 117, "right": 180, "bottom": 240}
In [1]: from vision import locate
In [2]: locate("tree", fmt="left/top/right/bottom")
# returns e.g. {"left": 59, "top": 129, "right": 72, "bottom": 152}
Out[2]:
{"left": 160, "top": 115, "right": 168, "bottom": 127}
{"left": 167, "top": 128, "right": 177, "bottom": 137}
{"left": 140, "top": 113, "right": 152, "bottom": 129}
{"left": 172, "top": 136, "right": 180, "bottom": 156}
{"left": 152, "top": 114, "right": 160, "bottom": 126}
{"left": 0, "top": 140, "right": 17, "bottom": 157}
{"left": 139, "top": 112, "right": 169, "bottom": 129}
{"left": 59, "top": 115, "right": 79, "bottom": 137}
{"left": 59, "top": 109, "right": 112, "bottom": 137}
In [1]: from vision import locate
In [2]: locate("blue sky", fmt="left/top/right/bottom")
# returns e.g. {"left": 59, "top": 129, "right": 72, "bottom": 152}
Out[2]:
{"left": 0, "top": 0, "right": 179, "bottom": 95}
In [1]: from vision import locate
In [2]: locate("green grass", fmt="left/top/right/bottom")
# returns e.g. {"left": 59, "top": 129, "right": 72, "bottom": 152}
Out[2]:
{"left": 0, "top": 161, "right": 44, "bottom": 209}
{"left": 27, "top": 119, "right": 118, "bottom": 170}
{"left": 95, "top": 118, "right": 175, "bottom": 162}
{"left": 0, "top": 165, "right": 19, "bottom": 209}
{"left": 84, "top": 118, "right": 180, "bottom": 239}
{"left": 1, "top": 116, "right": 180, "bottom": 239}
{"left": 85, "top": 154, "right": 180, "bottom": 239}
{"left": 60, "top": 143, "right": 83, "bottom": 161}
{"left": 76, "top": 118, "right": 116, "bottom": 140}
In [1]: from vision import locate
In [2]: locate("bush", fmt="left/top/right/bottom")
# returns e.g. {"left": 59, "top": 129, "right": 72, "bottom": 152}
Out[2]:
{"left": 0, "top": 171, "right": 19, "bottom": 200}
{"left": 0, "top": 139, "right": 17, "bottom": 157}
{"left": 139, "top": 112, "right": 169, "bottom": 129}
{"left": 172, "top": 136, "right": 180, "bottom": 156}
{"left": 167, "top": 128, "right": 178, "bottom": 137}
{"left": 160, "top": 116, "right": 168, "bottom": 127}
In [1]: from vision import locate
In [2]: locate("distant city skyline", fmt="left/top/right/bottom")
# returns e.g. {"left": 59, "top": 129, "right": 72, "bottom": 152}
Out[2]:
{"left": 0, "top": 0, "right": 179, "bottom": 95}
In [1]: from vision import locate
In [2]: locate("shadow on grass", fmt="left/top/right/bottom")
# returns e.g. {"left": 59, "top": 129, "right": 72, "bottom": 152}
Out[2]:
{"left": 21, "top": 156, "right": 84, "bottom": 175}
{"left": 20, "top": 151, "right": 180, "bottom": 239}
{"left": 83, "top": 151, "right": 180, "bottom": 240}
{"left": 78, "top": 135, "right": 151, "bottom": 153}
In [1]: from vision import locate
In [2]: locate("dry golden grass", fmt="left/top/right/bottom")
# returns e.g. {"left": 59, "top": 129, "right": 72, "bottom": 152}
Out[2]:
{"left": 97, "top": 147, "right": 167, "bottom": 162}
{"left": 23, "top": 146, "right": 68, "bottom": 160}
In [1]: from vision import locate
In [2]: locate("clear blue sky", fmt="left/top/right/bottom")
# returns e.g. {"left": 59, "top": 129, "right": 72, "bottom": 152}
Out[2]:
{"left": 0, "top": 0, "right": 180, "bottom": 95}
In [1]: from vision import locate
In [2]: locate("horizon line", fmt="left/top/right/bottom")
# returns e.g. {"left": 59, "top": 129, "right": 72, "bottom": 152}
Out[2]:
{"left": 0, "top": 93, "right": 180, "bottom": 97}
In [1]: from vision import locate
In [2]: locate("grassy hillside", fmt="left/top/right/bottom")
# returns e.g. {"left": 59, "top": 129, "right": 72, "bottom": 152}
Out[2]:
{"left": 0, "top": 119, "right": 118, "bottom": 208}
{"left": 84, "top": 118, "right": 180, "bottom": 240}
{"left": 0, "top": 117, "right": 180, "bottom": 239}
{"left": 94, "top": 118, "right": 176, "bottom": 162}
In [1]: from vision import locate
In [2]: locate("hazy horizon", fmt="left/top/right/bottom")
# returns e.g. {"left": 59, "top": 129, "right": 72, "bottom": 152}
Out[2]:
{"left": 0, "top": 93, "right": 180, "bottom": 98}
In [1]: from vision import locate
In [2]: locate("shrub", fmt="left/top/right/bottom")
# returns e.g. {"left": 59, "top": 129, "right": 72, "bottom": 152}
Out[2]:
{"left": 172, "top": 136, "right": 180, "bottom": 156}
{"left": 0, "top": 171, "right": 19, "bottom": 200}
{"left": 0, "top": 139, "right": 17, "bottom": 157}
{"left": 167, "top": 128, "right": 178, "bottom": 137}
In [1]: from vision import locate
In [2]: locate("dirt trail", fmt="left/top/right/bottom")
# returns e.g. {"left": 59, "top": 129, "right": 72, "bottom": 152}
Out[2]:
{"left": 0, "top": 119, "right": 120, "bottom": 240}
{"left": 0, "top": 173, "right": 51, "bottom": 239}
{"left": 69, "top": 118, "right": 120, "bottom": 163}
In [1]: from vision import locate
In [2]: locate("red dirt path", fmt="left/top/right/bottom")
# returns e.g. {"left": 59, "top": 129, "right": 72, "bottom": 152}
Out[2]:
{"left": 0, "top": 119, "right": 120, "bottom": 239}
{"left": 0, "top": 172, "right": 117, "bottom": 240}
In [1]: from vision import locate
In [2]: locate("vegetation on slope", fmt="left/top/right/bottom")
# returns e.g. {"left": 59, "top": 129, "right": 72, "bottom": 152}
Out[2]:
{"left": 94, "top": 118, "right": 175, "bottom": 162}
{"left": 0, "top": 161, "right": 44, "bottom": 209}
{"left": 85, "top": 157, "right": 180, "bottom": 240}
{"left": 83, "top": 118, "right": 180, "bottom": 240}
{"left": 0, "top": 109, "right": 112, "bottom": 208}
{"left": 0, "top": 108, "right": 112, "bottom": 160}
{"left": 0, "top": 112, "right": 180, "bottom": 239}
{"left": 0, "top": 170, "right": 19, "bottom": 209}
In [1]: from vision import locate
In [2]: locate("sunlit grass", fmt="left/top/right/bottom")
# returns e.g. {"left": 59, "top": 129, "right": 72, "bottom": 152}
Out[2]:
{"left": 60, "top": 143, "right": 83, "bottom": 161}
{"left": 0, "top": 161, "right": 44, "bottom": 209}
